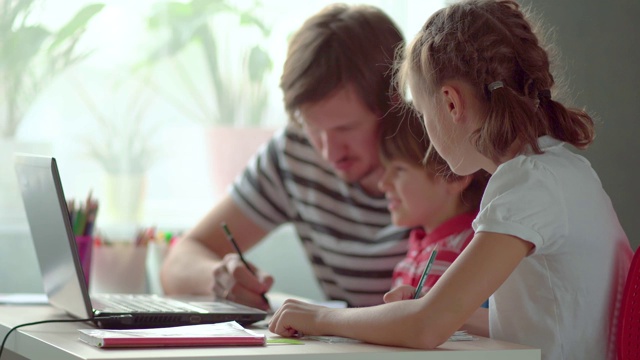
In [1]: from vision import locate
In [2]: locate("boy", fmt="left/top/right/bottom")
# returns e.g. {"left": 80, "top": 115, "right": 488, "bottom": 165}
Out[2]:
{"left": 377, "top": 114, "right": 488, "bottom": 297}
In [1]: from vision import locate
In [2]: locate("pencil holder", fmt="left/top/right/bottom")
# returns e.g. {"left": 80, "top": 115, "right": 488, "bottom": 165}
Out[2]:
{"left": 75, "top": 235, "right": 93, "bottom": 287}
{"left": 90, "top": 242, "right": 148, "bottom": 294}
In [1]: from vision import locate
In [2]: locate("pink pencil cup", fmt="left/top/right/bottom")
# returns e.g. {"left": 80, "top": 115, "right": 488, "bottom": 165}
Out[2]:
{"left": 75, "top": 235, "right": 94, "bottom": 287}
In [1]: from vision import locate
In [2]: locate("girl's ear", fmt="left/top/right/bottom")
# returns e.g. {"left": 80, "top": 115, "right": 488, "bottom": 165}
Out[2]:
{"left": 440, "top": 85, "right": 465, "bottom": 124}
{"left": 446, "top": 175, "right": 472, "bottom": 195}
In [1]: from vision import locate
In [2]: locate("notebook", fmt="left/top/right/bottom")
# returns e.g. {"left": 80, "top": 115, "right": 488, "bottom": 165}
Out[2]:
{"left": 13, "top": 154, "right": 267, "bottom": 329}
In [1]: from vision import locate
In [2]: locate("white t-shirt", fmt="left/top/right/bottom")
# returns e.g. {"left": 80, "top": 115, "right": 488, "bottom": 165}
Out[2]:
{"left": 473, "top": 136, "right": 633, "bottom": 360}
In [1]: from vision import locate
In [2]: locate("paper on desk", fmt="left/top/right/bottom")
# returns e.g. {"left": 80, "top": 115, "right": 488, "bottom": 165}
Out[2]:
{"left": 447, "top": 331, "right": 476, "bottom": 341}
{"left": 266, "top": 337, "right": 305, "bottom": 345}
{"left": 78, "top": 321, "right": 265, "bottom": 348}
{"left": 305, "top": 331, "right": 476, "bottom": 344}
{"left": 0, "top": 293, "right": 48, "bottom": 305}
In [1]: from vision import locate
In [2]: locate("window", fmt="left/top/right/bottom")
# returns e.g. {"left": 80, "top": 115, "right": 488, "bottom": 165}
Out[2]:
{"left": 1, "top": 0, "right": 445, "bottom": 231}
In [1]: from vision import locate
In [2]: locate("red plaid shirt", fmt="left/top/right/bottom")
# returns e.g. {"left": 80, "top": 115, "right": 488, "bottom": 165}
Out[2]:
{"left": 391, "top": 212, "right": 477, "bottom": 296}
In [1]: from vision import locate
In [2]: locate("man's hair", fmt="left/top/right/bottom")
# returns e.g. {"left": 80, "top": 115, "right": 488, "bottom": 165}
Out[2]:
{"left": 281, "top": 3, "right": 404, "bottom": 123}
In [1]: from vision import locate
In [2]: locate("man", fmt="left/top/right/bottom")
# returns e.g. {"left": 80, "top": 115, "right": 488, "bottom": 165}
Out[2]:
{"left": 161, "top": 3, "right": 410, "bottom": 310}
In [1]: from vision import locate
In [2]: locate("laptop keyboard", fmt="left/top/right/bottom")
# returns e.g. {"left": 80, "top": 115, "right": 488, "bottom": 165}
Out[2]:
{"left": 93, "top": 294, "right": 208, "bottom": 313}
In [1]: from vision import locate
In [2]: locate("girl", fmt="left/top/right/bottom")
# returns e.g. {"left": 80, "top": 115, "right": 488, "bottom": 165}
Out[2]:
{"left": 377, "top": 113, "right": 488, "bottom": 297}
{"left": 269, "top": 1, "right": 633, "bottom": 359}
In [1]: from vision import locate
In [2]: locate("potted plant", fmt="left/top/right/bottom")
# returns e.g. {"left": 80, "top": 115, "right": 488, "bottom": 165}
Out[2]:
{"left": 72, "top": 74, "right": 161, "bottom": 225}
{"left": 0, "top": 0, "right": 104, "bottom": 138}
{"left": 141, "top": 0, "right": 275, "bottom": 197}
{"left": 0, "top": 0, "right": 103, "bottom": 220}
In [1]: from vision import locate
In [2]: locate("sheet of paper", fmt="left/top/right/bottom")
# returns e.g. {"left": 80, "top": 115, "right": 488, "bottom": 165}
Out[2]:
{"left": 304, "top": 331, "right": 476, "bottom": 344}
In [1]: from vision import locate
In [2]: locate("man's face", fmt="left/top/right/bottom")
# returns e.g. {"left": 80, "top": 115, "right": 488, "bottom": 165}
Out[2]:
{"left": 298, "top": 85, "right": 381, "bottom": 189}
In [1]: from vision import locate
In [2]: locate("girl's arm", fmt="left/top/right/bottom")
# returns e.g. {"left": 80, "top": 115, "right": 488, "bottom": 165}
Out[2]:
{"left": 268, "top": 231, "right": 533, "bottom": 349}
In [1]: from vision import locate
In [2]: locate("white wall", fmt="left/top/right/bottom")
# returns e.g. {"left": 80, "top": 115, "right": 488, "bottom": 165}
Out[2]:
{"left": 0, "top": 227, "right": 43, "bottom": 293}
{"left": 246, "top": 225, "right": 325, "bottom": 301}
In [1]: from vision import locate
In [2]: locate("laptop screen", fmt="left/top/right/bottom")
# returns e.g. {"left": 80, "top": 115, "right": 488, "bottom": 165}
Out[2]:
{"left": 14, "top": 154, "right": 267, "bottom": 329}
{"left": 14, "top": 154, "right": 94, "bottom": 320}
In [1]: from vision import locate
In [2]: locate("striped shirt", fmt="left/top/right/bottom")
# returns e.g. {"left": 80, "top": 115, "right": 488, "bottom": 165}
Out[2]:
{"left": 230, "top": 125, "right": 410, "bottom": 307}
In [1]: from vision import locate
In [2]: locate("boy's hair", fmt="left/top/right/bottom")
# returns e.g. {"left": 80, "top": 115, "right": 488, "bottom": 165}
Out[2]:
{"left": 281, "top": 4, "right": 404, "bottom": 124}
{"left": 398, "top": 0, "right": 595, "bottom": 162}
{"left": 379, "top": 112, "right": 489, "bottom": 211}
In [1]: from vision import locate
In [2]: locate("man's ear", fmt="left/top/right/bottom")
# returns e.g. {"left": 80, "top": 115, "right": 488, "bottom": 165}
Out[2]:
{"left": 440, "top": 85, "right": 465, "bottom": 123}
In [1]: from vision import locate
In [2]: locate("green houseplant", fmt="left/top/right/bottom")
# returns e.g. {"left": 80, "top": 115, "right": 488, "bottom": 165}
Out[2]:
{"left": 143, "top": 0, "right": 273, "bottom": 127}
{"left": 142, "top": 0, "right": 276, "bottom": 197}
{"left": 72, "top": 73, "right": 162, "bottom": 224}
{"left": 0, "top": 0, "right": 103, "bottom": 221}
{"left": 0, "top": 0, "right": 104, "bottom": 138}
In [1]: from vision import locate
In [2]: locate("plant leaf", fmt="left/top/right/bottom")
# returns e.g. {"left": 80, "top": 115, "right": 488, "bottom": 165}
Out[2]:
{"left": 146, "top": 0, "right": 235, "bottom": 61}
{"left": 0, "top": 0, "right": 36, "bottom": 34}
{"left": 1, "top": 25, "right": 50, "bottom": 73}
{"left": 48, "top": 3, "right": 105, "bottom": 52}
{"left": 239, "top": 12, "right": 270, "bottom": 37}
{"left": 247, "top": 45, "right": 272, "bottom": 83}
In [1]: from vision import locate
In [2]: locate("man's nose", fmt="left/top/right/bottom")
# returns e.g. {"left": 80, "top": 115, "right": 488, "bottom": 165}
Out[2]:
{"left": 320, "top": 131, "right": 344, "bottom": 163}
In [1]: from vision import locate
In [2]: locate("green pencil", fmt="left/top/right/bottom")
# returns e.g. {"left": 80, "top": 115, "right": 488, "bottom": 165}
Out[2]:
{"left": 413, "top": 247, "right": 438, "bottom": 299}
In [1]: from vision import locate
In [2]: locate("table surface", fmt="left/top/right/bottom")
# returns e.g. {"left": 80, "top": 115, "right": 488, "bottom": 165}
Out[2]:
{"left": 0, "top": 304, "right": 541, "bottom": 360}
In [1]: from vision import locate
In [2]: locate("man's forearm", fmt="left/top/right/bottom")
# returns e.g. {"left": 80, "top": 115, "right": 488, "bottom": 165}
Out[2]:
{"left": 160, "top": 237, "right": 220, "bottom": 295}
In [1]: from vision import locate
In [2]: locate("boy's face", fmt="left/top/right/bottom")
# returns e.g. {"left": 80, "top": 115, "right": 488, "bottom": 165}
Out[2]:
{"left": 299, "top": 85, "right": 382, "bottom": 193}
{"left": 378, "top": 159, "right": 453, "bottom": 231}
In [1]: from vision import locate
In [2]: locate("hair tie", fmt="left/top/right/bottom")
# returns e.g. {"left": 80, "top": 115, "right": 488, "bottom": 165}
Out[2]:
{"left": 488, "top": 81, "right": 504, "bottom": 92}
{"left": 538, "top": 89, "right": 552, "bottom": 100}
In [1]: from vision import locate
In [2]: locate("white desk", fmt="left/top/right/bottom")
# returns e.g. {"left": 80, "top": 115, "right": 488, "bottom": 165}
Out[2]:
{"left": 0, "top": 305, "right": 540, "bottom": 360}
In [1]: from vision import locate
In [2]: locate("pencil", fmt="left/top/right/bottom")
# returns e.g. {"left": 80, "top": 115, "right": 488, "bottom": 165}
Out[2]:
{"left": 220, "top": 222, "right": 270, "bottom": 306}
{"left": 413, "top": 246, "right": 438, "bottom": 299}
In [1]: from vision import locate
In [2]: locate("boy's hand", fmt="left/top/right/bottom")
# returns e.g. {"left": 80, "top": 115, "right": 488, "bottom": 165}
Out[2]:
{"left": 383, "top": 285, "right": 416, "bottom": 303}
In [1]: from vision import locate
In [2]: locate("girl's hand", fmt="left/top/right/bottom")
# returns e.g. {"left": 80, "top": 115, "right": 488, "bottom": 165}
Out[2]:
{"left": 383, "top": 285, "right": 416, "bottom": 303}
{"left": 268, "top": 299, "right": 332, "bottom": 337}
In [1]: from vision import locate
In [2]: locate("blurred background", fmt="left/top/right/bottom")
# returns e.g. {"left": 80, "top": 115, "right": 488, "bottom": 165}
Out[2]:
{"left": 1, "top": 0, "right": 638, "bottom": 300}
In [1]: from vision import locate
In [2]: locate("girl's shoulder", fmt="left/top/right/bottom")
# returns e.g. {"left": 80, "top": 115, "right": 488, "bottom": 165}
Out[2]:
{"left": 498, "top": 135, "right": 593, "bottom": 176}
{"left": 496, "top": 140, "right": 599, "bottom": 192}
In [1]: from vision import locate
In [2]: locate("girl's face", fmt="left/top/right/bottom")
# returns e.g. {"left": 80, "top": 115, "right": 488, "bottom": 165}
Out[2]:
{"left": 412, "top": 82, "right": 485, "bottom": 176}
{"left": 378, "top": 159, "right": 454, "bottom": 231}
{"left": 414, "top": 93, "right": 460, "bottom": 172}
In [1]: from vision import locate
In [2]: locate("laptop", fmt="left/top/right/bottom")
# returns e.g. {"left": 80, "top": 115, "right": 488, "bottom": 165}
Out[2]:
{"left": 14, "top": 154, "right": 267, "bottom": 329}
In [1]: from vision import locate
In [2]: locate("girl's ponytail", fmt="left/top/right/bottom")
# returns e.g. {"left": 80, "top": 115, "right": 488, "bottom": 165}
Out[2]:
{"left": 473, "top": 82, "right": 546, "bottom": 162}
{"left": 539, "top": 96, "right": 595, "bottom": 149}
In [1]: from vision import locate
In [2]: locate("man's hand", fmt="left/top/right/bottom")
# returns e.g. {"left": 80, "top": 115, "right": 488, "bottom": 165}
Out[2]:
{"left": 212, "top": 253, "right": 273, "bottom": 311}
